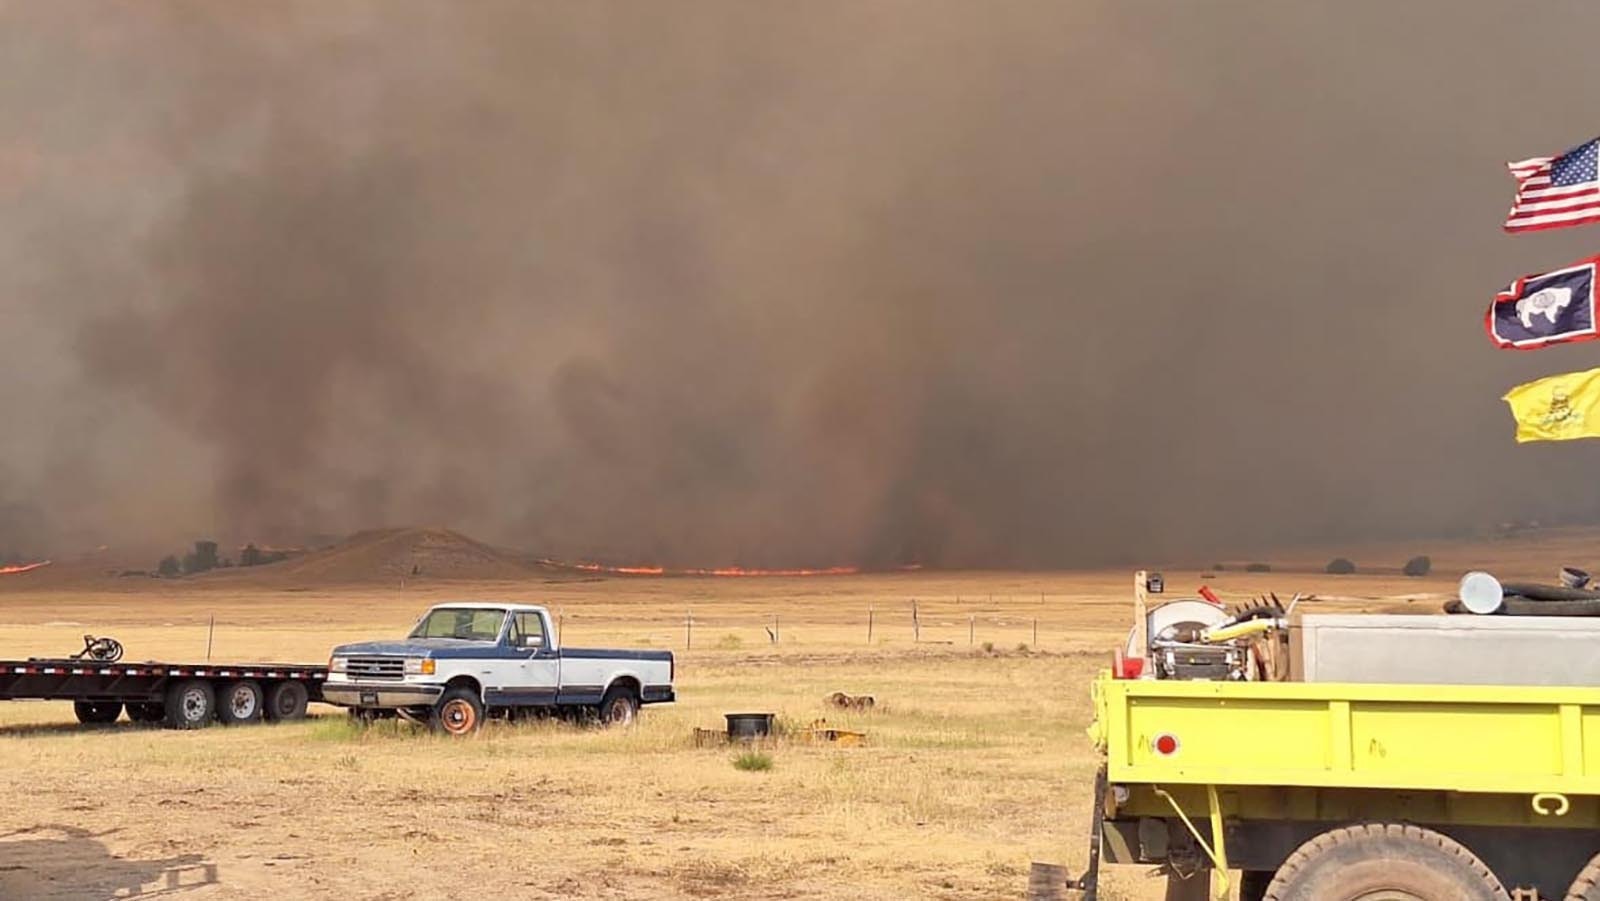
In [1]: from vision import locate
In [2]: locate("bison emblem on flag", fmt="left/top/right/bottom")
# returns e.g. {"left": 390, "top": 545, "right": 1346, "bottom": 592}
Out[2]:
{"left": 1517, "top": 286, "right": 1574, "bottom": 329}
{"left": 1486, "top": 256, "right": 1599, "bottom": 349}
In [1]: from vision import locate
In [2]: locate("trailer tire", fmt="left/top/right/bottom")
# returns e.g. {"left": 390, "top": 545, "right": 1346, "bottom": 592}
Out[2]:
{"left": 1263, "top": 823, "right": 1508, "bottom": 901}
{"left": 1567, "top": 852, "right": 1600, "bottom": 900}
{"left": 73, "top": 700, "right": 123, "bottom": 725}
{"left": 265, "top": 681, "right": 309, "bottom": 721}
{"left": 598, "top": 685, "right": 639, "bottom": 727}
{"left": 164, "top": 679, "right": 216, "bottom": 730}
{"left": 431, "top": 688, "right": 483, "bottom": 736}
{"left": 217, "top": 680, "right": 264, "bottom": 725}
{"left": 127, "top": 702, "right": 166, "bottom": 724}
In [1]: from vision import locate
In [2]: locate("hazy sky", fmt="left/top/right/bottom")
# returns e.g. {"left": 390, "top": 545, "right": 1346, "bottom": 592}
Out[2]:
{"left": 7, "top": 2, "right": 1600, "bottom": 567}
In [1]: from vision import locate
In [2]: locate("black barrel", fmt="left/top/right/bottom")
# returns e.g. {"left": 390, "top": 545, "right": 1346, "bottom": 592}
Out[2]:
{"left": 725, "top": 712, "right": 774, "bottom": 740}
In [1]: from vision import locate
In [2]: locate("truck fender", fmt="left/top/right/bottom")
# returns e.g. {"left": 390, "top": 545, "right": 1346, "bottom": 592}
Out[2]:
{"left": 603, "top": 672, "right": 643, "bottom": 700}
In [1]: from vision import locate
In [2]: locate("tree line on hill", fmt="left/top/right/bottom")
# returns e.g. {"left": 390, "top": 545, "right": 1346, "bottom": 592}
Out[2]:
{"left": 155, "top": 540, "right": 292, "bottom": 577}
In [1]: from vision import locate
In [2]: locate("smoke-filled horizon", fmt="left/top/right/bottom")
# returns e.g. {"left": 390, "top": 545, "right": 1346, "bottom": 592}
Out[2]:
{"left": 8, "top": 3, "right": 1600, "bottom": 568}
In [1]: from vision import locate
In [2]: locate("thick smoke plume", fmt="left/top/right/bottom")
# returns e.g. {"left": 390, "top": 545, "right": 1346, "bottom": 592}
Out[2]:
{"left": 7, "top": 3, "right": 1600, "bottom": 567}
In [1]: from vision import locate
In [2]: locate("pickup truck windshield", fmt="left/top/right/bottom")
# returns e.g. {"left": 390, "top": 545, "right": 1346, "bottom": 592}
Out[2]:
{"left": 409, "top": 608, "right": 507, "bottom": 641}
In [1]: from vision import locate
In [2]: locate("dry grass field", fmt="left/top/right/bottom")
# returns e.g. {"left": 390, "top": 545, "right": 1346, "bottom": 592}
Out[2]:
{"left": 0, "top": 527, "right": 1590, "bottom": 900}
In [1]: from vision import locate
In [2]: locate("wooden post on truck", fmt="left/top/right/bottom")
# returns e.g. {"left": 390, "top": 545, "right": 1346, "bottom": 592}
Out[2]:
{"left": 1132, "top": 570, "right": 1149, "bottom": 660}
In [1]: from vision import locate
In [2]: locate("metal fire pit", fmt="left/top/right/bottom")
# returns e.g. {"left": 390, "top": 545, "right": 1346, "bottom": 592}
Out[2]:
{"left": 725, "top": 712, "right": 774, "bottom": 741}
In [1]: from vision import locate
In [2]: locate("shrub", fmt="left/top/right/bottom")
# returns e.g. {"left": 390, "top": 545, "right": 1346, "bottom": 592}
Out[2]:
{"left": 1403, "top": 555, "right": 1432, "bottom": 577}
{"left": 1245, "top": 562, "right": 1272, "bottom": 573}
{"left": 181, "top": 540, "right": 219, "bottom": 575}
{"left": 157, "top": 555, "right": 181, "bottom": 578}
{"left": 732, "top": 750, "right": 772, "bottom": 772}
{"left": 1211, "top": 563, "right": 1227, "bottom": 572}
{"left": 1325, "top": 558, "right": 1356, "bottom": 575}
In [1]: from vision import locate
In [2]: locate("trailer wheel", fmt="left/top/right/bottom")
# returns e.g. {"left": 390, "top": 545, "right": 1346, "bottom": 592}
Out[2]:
{"left": 1566, "top": 852, "right": 1600, "bottom": 900}
{"left": 431, "top": 688, "right": 483, "bottom": 736}
{"left": 598, "top": 685, "right": 639, "bottom": 727}
{"left": 217, "top": 680, "right": 264, "bottom": 725}
{"left": 1264, "top": 823, "right": 1508, "bottom": 901}
{"left": 72, "top": 700, "right": 123, "bottom": 725}
{"left": 127, "top": 702, "right": 166, "bottom": 724}
{"left": 265, "top": 681, "right": 309, "bottom": 722}
{"left": 164, "top": 679, "right": 216, "bottom": 730}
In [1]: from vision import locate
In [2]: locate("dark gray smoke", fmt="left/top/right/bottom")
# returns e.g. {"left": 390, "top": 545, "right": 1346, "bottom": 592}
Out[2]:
{"left": 7, "top": 2, "right": 1600, "bottom": 567}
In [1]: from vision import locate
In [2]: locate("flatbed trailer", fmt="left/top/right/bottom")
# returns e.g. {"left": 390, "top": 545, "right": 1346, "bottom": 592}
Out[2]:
{"left": 0, "top": 658, "right": 327, "bottom": 729}
{"left": 1079, "top": 672, "right": 1600, "bottom": 900}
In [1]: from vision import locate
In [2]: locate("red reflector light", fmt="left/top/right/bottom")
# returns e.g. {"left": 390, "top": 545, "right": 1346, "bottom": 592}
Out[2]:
{"left": 1112, "top": 649, "right": 1145, "bottom": 679}
{"left": 1198, "top": 586, "right": 1223, "bottom": 607}
{"left": 1153, "top": 733, "right": 1180, "bottom": 756}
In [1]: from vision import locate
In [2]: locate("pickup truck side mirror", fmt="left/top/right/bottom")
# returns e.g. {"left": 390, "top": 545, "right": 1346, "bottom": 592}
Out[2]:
{"left": 522, "top": 634, "right": 545, "bottom": 649}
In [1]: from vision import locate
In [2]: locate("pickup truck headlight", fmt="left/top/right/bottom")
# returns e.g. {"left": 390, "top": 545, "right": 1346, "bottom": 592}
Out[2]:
{"left": 404, "top": 657, "right": 435, "bottom": 676}
{"left": 329, "top": 656, "right": 349, "bottom": 673}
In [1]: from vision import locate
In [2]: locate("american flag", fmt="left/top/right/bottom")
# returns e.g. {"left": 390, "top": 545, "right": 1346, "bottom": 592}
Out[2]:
{"left": 1506, "top": 137, "right": 1600, "bottom": 233}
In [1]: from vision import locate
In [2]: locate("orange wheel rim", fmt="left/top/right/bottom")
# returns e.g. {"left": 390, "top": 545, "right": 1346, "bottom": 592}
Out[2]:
{"left": 442, "top": 699, "right": 476, "bottom": 734}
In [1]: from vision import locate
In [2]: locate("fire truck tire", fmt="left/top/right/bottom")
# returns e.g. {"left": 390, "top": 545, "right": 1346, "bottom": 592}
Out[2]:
{"left": 127, "top": 702, "right": 166, "bottom": 723}
{"left": 73, "top": 700, "right": 123, "bottom": 724}
{"left": 1264, "top": 823, "right": 1508, "bottom": 901}
{"left": 1567, "top": 853, "right": 1600, "bottom": 900}
{"left": 164, "top": 679, "right": 216, "bottom": 730}
{"left": 265, "top": 681, "right": 309, "bottom": 721}
{"left": 217, "top": 680, "right": 264, "bottom": 725}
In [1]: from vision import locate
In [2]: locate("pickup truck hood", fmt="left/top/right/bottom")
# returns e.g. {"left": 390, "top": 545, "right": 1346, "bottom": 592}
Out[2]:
{"left": 331, "top": 638, "right": 499, "bottom": 657}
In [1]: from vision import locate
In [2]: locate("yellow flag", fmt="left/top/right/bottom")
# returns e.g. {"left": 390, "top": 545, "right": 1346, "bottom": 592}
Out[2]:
{"left": 1504, "top": 366, "right": 1600, "bottom": 443}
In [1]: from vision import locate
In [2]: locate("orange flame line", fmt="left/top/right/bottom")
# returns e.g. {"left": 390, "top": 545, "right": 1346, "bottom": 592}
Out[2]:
{"left": 538, "top": 559, "right": 881, "bottom": 577}
{"left": 0, "top": 560, "right": 51, "bottom": 576}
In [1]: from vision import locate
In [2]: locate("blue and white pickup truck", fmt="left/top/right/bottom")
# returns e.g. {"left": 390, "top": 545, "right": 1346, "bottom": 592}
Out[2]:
{"left": 323, "top": 602, "right": 674, "bottom": 735}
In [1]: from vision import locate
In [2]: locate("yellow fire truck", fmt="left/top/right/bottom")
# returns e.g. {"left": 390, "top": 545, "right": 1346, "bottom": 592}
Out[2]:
{"left": 1073, "top": 573, "right": 1600, "bottom": 901}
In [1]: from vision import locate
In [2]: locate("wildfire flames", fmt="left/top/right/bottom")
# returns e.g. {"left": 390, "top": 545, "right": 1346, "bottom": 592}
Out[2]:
{"left": 538, "top": 559, "right": 921, "bottom": 577}
{"left": 0, "top": 560, "right": 51, "bottom": 576}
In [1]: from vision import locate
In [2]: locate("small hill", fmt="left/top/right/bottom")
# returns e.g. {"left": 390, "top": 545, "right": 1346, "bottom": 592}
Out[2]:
{"left": 246, "top": 527, "right": 540, "bottom": 584}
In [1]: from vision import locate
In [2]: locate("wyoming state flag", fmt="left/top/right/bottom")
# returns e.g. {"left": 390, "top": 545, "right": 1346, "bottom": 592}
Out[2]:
{"left": 1504, "top": 367, "right": 1600, "bottom": 443}
{"left": 1486, "top": 255, "right": 1599, "bottom": 349}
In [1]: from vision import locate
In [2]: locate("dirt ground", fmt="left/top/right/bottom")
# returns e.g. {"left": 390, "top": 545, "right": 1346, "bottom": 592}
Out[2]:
{"left": 0, "top": 530, "right": 1584, "bottom": 900}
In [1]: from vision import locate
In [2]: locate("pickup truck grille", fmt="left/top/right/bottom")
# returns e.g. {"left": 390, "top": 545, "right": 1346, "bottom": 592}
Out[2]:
{"left": 344, "top": 657, "right": 405, "bottom": 680}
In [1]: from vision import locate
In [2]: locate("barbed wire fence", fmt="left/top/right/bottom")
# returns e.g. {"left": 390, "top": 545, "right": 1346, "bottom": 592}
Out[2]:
{"left": 545, "top": 592, "right": 1106, "bottom": 652}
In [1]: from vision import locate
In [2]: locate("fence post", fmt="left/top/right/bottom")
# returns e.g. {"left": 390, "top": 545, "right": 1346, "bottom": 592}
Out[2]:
{"left": 912, "top": 599, "right": 920, "bottom": 642}
{"left": 1033, "top": 618, "right": 1038, "bottom": 647}
{"left": 206, "top": 614, "right": 215, "bottom": 661}
{"left": 867, "top": 606, "right": 874, "bottom": 644}
{"left": 969, "top": 614, "right": 975, "bottom": 646}
{"left": 686, "top": 610, "right": 693, "bottom": 650}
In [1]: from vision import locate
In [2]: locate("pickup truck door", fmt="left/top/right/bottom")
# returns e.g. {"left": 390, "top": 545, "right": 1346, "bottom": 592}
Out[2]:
{"left": 503, "top": 611, "right": 560, "bottom": 706}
